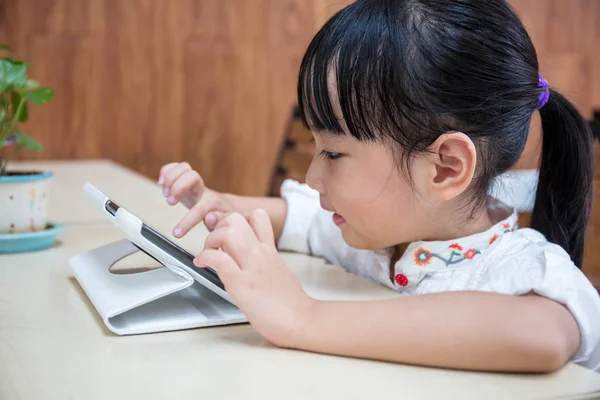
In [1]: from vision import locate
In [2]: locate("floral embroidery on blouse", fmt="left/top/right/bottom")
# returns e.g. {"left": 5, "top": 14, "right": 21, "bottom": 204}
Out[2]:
{"left": 464, "top": 248, "right": 479, "bottom": 259}
{"left": 392, "top": 201, "right": 519, "bottom": 289}
{"left": 489, "top": 233, "right": 499, "bottom": 244}
{"left": 390, "top": 202, "right": 518, "bottom": 292}
{"left": 413, "top": 245, "right": 482, "bottom": 267}
{"left": 404, "top": 212, "right": 518, "bottom": 273}
{"left": 414, "top": 248, "right": 433, "bottom": 266}
{"left": 449, "top": 243, "right": 463, "bottom": 251}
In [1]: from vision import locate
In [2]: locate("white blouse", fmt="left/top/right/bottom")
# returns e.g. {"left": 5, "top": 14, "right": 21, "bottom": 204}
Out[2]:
{"left": 276, "top": 179, "right": 600, "bottom": 371}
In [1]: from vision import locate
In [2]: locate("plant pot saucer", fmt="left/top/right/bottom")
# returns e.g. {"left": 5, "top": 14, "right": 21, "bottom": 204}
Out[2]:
{"left": 0, "top": 223, "right": 64, "bottom": 254}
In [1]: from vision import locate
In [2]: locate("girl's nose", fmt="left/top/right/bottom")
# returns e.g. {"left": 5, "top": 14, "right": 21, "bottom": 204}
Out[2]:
{"left": 305, "top": 158, "right": 325, "bottom": 194}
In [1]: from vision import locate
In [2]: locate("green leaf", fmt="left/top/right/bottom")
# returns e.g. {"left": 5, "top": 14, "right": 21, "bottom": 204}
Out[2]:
{"left": 0, "top": 121, "right": 10, "bottom": 138}
{"left": 0, "top": 109, "right": 5, "bottom": 121}
{"left": 0, "top": 44, "right": 11, "bottom": 52}
{"left": 26, "top": 87, "right": 53, "bottom": 104}
{"left": 24, "top": 80, "right": 40, "bottom": 90}
{"left": 0, "top": 58, "right": 28, "bottom": 91}
{"left": 15, "top": 131, "right": 43, "bottom": 151}
{"left": 11, "top": 91, "right": 28, "bottom": 122}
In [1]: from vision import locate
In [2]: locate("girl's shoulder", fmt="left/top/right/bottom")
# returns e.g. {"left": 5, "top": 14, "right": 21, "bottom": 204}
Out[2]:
{"left": 474, "top": 227, "right": 600, "bottom": 370}
{"left": 478, "top": 227, "right": 583, "bottom": 290}
{"left": 487, "top": 226, "right": 575, "bottom": 269}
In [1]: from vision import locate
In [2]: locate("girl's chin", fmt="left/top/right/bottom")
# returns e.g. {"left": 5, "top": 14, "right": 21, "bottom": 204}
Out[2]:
{"left": 339, "top": 226, "right": 391, "bottom": 251}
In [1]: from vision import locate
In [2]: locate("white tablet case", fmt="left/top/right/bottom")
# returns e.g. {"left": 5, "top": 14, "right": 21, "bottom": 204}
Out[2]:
{"left": 70, "top": 184, "right": 247, "bottom": 335}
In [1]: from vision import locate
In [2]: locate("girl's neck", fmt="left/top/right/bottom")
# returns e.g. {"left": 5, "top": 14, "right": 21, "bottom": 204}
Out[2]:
{"left": 422, "top": 202, "right": 495, "bottom": 242}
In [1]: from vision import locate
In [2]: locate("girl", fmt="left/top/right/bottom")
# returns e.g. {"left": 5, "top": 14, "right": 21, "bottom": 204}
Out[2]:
{"left": 159, "top": 0, "right": 600, "bottom": 372}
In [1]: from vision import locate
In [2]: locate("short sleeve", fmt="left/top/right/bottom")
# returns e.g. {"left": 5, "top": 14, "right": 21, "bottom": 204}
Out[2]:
{"left": 534, "top": 244, "right": 600, "bottom": 369}
{"left": 277, "top": 180, "right": 321, "bottom": 254}
{"left": 480, "top": 231, "right": 600, "bottom": 370}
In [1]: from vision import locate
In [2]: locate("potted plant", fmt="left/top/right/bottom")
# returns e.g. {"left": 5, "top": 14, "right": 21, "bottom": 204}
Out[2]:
{"left": 0, "top": 43, "right": 56, "bottom": 249}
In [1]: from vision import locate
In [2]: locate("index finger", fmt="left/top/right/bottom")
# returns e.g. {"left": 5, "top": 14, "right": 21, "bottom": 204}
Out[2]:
{"left": 173, "top": 196, "right": 218, "bottom": 238}
{"left": 248, "top": 209, "right": 275, "bottom": 245}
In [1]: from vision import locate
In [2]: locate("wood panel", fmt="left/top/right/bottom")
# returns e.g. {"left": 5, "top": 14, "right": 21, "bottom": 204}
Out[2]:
{"left": 1, "top": 0, "right": 596, "bottom": 191}
{"left": 0, "top": 0, "right": 318, "bottom": 195}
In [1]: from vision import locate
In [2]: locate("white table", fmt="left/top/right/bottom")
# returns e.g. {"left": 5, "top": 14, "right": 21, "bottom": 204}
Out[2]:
{"left": 2, "top": 160, "right": 600, "bottom": 400}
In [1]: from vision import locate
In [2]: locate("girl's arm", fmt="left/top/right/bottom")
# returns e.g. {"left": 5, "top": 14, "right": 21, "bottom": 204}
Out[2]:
{"left": 196, "top": 210, "right": 585, "bottom": 373}
{"left": 291, "top": 291, "right": 580, "bottom": 373}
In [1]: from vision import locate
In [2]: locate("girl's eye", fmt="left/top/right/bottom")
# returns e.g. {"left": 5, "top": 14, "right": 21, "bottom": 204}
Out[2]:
{"left": 319, "top": 150, "right": 342, "bottom": 160}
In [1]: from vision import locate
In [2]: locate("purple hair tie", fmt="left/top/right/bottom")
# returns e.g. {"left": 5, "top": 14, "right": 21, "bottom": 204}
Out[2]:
{"left": 537, "top": 73, "right": 550, "bottom": 109}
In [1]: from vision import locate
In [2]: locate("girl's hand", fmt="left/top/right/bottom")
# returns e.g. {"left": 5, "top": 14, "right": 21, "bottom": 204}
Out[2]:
{"left": 193, "top": 209, "right": 314, "bottom": 348}
{"left": 158, "top": 162, "right": 236, "bottom": 238}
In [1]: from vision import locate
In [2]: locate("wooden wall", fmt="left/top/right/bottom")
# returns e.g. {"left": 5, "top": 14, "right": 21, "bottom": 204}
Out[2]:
{"left": 2, "top": 0, "right": 600, "bottom": 283}
{"left": 2, "top": 0, "right": 599, "bottom": 192}
{"left": 1, "top": 0, "right": 598, "bottom": 191}
{"left": 0, "top": 0, "right": 341, "bottom": 195}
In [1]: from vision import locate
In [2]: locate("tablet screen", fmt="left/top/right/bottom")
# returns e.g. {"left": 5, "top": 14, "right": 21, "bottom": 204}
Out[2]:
{"left": 105, "top": 200, "right": 225, "bottom": 291}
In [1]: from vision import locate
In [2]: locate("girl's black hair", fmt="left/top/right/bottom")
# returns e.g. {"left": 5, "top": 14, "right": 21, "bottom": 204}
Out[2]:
{"left": 298, "top": 0, "right": 594, "bottom": 268}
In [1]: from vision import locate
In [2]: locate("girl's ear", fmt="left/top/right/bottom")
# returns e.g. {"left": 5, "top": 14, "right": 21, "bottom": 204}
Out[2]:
{"left": 425, "top": 132, "right": 477, "bottom": 201}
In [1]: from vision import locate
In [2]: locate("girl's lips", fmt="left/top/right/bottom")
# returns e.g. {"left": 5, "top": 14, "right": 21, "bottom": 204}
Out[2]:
{"left": 333, "top": 212, "right": 346, "bottom": 226}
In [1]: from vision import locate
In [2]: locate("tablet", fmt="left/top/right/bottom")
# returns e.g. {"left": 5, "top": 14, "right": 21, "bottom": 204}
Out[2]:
{"left": 82, "top": 183, "right": 232, "bottom": 304}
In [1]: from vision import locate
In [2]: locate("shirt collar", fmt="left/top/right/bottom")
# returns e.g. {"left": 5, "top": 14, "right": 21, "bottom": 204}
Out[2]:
{"left": 390, "top": 201, "right": 518, "bottom": 289}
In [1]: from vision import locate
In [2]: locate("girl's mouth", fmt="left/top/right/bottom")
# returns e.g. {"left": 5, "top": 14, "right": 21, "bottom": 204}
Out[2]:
{"left": 333, "top": 212, "right": 346, "bottom": 226}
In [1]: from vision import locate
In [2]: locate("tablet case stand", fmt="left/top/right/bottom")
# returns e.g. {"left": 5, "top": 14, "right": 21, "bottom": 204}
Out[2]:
{"left": 70, "top": 238, "right": 247, "bottom": 335}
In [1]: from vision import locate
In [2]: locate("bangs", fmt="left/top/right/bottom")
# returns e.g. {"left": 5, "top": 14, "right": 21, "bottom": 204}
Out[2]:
{"left": 297, "top": 1, "right": 436, "bottom": 146}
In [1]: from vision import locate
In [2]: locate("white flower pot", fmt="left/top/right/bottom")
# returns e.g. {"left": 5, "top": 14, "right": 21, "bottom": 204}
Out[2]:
{"left": 0, "top": 171, "right": 53, "bottom": 233}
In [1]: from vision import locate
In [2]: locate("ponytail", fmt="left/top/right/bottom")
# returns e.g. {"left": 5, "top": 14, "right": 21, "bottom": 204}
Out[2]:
{"left": 532, "top": 89, "right": 595, "bottom": 269}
